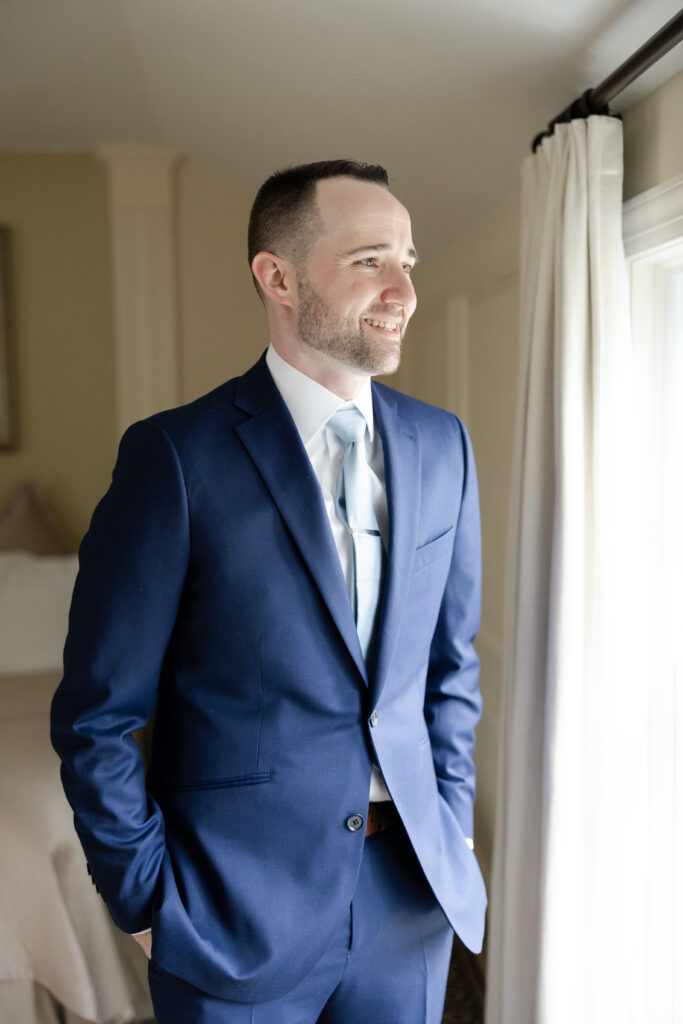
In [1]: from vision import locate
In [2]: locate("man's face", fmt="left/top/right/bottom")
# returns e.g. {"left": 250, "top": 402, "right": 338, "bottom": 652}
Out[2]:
{"left": 294, "top": 177, "right": 417, "bottom": 377}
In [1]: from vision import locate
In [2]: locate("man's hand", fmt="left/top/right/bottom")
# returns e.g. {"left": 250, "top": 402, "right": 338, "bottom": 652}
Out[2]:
{"left": 133, "top": 930, "right": 152, "bottom": 959}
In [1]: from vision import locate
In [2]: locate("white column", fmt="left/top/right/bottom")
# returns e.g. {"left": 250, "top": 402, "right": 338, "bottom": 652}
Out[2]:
{"left": 98, "top": 144, "right": 181, "bottom": 435}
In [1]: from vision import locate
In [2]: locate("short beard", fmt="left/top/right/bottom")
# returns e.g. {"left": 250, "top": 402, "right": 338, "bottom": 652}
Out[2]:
{"left": 296, "top": 278, "right": 403, "bottom": 377}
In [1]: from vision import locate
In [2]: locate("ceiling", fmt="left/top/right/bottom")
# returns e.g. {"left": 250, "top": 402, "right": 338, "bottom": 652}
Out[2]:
{"left": 1, "top": 0, "right": 682, "bottom": 257}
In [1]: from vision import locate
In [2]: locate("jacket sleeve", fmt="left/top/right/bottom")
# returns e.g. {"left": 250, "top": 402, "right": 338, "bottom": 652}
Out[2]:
{"left": 50, "top": 418, "right": 190, "bottom": 934}
{"left": 424, "top": 416, "right": 482, "bottom": 841}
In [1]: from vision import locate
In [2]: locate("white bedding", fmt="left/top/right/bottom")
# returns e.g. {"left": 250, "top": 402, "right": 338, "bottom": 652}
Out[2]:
{"left": 0, "top": 670, "right": 154, "bottom": 1024}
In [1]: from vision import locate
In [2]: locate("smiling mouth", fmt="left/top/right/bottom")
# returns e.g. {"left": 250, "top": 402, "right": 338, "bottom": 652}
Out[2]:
{"left": 362, "top": 318, "right": 400, "bottom": 332}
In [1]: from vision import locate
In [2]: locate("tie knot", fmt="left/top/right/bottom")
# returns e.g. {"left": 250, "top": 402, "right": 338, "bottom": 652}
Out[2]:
{"left": 327, "top": 407, "right": 367, "bottom": 447}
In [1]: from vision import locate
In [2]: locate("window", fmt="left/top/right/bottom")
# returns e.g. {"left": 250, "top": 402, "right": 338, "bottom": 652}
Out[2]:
{"left": 624, "top": 173, "right": 683, "bottom": 1022}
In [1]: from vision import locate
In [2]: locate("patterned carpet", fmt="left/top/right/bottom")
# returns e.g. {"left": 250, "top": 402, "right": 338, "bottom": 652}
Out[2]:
{"left": 442, "top": 935, "right": 485, "bottom": 1024}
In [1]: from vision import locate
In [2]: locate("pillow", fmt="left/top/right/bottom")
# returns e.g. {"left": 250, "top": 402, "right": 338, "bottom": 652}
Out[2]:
{"left": 0, "top": 481, "right": 72, "bottom": 555}
{"left": 0, "top": 551, "right": 78, "bottom": 673}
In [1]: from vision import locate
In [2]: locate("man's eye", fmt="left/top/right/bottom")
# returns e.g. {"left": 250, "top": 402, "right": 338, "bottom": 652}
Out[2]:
{"left": 403, "top": 264, "right": 414, "bottom": 274}
{"left": 358, "top": 257, "right": 377, "bottom": 267}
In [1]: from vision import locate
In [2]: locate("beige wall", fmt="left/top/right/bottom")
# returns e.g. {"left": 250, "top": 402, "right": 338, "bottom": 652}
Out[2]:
{"left": 623, "top": 66, "right": 683, "bottom": 202}
{"left": 176, "top": 159, "right": 265, "bottom": 402}
{"left": 0, "top": 153, "right": 267, "bottom": 544}
{"left": 402, "top": 67, "right": 683, "bottom": 897}
{"left": 0, "top": 153, "right": 116, "bottom": 546}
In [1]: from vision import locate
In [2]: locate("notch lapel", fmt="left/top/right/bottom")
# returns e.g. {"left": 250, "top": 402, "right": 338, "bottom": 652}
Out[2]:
{"left": 234, "top": 358, "right": 368, "bottom": 685}
{"left": 371, "top": 385, "right": 421, "bottom": 708}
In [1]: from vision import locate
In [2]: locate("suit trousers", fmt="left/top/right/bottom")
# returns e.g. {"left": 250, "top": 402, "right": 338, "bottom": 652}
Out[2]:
{"left": 147, "top": 824, "right": 454, "bottom": 1024}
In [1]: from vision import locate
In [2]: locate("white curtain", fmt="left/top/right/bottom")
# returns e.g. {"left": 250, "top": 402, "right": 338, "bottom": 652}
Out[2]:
{"left": 484, "top": 116, "right": 665, "bottom": 1022}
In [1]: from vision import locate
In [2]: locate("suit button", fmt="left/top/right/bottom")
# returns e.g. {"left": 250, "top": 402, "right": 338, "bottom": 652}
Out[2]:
{"left": 369, "top": 711, "right": 378, "bottom": 727}
{"left": 345, "top": 814, "right": 364, "bottom": 832}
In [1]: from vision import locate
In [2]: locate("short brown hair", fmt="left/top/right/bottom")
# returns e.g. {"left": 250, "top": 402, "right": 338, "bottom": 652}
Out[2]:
{"left": 248, "top": 159, "right": 389, "bottom": 296}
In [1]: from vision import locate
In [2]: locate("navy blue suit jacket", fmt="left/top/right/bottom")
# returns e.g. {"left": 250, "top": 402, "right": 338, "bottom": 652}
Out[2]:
{"left": 51, "top": 354, "right": 486, "bottom": 1002}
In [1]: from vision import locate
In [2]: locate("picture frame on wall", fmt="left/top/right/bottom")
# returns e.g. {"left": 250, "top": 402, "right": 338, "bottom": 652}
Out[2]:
{"left": 0, "top": 228, "right": 13, "bottom": 448}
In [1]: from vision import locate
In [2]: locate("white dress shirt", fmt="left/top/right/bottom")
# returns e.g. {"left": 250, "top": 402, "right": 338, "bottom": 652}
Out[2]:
{"left": 266, "top": 345, "right": 391, "bottom": 802}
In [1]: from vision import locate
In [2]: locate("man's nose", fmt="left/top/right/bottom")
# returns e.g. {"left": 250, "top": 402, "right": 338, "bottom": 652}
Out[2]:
{"left": 380, "top": 266, "right": 416, "bottom": 309}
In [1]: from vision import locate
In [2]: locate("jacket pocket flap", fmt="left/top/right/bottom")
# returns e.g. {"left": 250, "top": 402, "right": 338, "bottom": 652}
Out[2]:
{"left": 163, "top": 771, "right": 272, "bottom": 793}
{"left": 412, "top": 527, "right": 455, "bottom": 574}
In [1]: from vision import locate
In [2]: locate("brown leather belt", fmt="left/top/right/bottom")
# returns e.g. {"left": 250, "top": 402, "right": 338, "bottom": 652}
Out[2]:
{"left": 365, "top": 801, "right": 400, "bottom": 837}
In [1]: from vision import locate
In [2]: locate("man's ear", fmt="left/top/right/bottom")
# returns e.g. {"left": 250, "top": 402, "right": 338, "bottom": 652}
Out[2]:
{"left": 251, "top": 252, "right": 297, "bottom": 309}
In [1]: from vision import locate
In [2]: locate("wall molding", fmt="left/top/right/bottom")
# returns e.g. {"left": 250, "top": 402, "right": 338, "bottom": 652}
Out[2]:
{"left": 445, "top": 295, "right": 470, "bottom": 423}
{"left": 623, "top": 171, "right": 683, "bottom": 258}
{"left": 97, "top": 143, "right": 181, "bottom": 435}
{"left": 441, "top": 268, "right": 519, "bottom": 419}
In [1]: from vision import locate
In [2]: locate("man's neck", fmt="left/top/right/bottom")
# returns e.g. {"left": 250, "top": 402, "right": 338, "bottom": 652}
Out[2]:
{"left": 269, "top": 338, "right": 368, "bottom": 401}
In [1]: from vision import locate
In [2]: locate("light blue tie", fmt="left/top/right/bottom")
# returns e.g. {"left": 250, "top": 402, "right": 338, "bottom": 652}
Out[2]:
{"left": 327, "top": 408, "right": 385, "bottom": 662}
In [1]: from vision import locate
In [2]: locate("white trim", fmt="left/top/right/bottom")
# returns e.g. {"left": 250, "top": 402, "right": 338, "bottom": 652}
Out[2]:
{"left": 624, "top": 174, "right": 683, "bottom": 1018}
{"left": 97, "top": 143, "right": 181, "bottom": 435}
{"left": 623, "top": 171, "right": 683, "bottom": 258}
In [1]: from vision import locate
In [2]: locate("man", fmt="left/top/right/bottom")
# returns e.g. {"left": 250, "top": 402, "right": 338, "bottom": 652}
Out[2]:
{"left": 51, "top": 160, "right": 486, "bottom": 1023}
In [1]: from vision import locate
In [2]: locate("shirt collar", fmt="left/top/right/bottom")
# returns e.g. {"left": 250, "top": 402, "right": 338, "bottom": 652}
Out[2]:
{"left": 265, "top": 344, "right": 375, "bottom": 446}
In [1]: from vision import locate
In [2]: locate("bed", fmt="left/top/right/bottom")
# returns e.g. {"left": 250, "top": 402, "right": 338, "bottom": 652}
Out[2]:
{"left": 0, "top": 484, "right": 154, "bottom": 1024}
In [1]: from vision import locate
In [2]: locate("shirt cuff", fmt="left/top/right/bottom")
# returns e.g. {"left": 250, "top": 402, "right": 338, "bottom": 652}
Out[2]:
{"left": 131, "top": 928, "right": 152, "bottom": 937}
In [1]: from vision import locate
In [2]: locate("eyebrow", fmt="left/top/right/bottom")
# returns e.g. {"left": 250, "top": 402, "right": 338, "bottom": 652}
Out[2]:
{"left": 344, "top": 243, "right": 419, "bottom": 263}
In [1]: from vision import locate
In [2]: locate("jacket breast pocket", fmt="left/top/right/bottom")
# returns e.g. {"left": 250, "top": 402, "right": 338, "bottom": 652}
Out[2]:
{"left": 412, "top": 527, "right": 454, "bottom": 575}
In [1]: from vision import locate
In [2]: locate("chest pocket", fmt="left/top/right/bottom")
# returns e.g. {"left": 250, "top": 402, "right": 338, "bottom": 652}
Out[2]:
{"left": 412, "top": 527, "right": 454, "bottom": 575}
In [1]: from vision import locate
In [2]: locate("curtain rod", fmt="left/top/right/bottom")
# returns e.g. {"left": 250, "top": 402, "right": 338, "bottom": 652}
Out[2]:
{"left": 532, "top": 8, "right": 683, "bottom": 151}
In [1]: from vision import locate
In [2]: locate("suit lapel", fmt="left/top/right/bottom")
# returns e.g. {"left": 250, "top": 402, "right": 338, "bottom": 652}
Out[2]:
{"left": 371, "top": 385, "right": 421, "bottom": 708}
{"left": 234, "top": 357, "right": 368, "bottom": 685}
